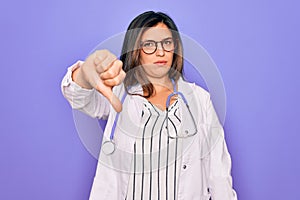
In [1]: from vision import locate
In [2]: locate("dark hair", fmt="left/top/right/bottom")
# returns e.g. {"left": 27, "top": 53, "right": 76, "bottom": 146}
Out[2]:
{"left": 120, "top": 11, "right": 184, "bottom": 98}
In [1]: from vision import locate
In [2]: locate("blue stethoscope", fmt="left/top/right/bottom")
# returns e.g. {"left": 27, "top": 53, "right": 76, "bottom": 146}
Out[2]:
{"left": 101, "top": 79, "right": 197, "bottom": 155}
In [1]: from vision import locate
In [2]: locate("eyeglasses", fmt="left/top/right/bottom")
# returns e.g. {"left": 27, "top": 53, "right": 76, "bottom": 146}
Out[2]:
{"left": 140, "top": 37, "right": 176, "bottom": 54}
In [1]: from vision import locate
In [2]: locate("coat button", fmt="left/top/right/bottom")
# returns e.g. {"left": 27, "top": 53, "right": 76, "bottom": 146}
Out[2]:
{"left": 183, "top": 165, "right": 187, "bottom": 169}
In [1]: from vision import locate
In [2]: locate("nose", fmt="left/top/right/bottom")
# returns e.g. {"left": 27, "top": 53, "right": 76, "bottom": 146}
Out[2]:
{"left": 155, "top": 42, "right": 165, "bottom": 56}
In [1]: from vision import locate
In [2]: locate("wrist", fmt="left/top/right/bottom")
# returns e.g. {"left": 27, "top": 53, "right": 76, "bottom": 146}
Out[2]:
{"left": 72, "top": 64, "right": 93, "bottom": 89}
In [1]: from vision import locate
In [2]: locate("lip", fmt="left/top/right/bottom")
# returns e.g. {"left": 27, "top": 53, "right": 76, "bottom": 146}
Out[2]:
{"left": 154, "top": 60, "right": 168, "bottom": 65}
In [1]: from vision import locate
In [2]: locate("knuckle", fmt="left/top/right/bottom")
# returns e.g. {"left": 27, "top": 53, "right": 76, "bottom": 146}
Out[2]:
{"left": 94, "top": 49, "right": 111, "bottom": 62}
{"left": 121, "top": 70, "right": 126, "bottom": 78}
{"left": 116, "top": 73, "right": 125, "bottom": 85}
{"left": 106, "top": 70, "right": 116, "bottom": 78}
{"left": 97, "top": 49, "right": 109, "bottom": 55}
{"left": 93, "top": 50, "right": 120, "bottom": 73}
{"left": 96, "top": 65, "right": 104, "bottom": 73}
{"left": 114, "top": 60, "right": 123, "bottom": 68}
{"left": 104, "top": 79, "right": 115, "bottom": 86}
{"left": 102, "top": 49, "right": 110, "bottom": 54}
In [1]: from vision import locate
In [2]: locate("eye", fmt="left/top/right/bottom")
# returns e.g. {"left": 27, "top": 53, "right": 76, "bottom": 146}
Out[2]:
{"left": 142, "top": 41, "right": 155, "bottom": 47}
{"left": 163, "top": 39, "right": 173, "bottom": 46}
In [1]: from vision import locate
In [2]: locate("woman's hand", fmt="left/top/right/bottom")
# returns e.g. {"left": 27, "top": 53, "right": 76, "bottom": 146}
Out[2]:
{"left": 72, "top": 50, "right": 126, "bottom": 112}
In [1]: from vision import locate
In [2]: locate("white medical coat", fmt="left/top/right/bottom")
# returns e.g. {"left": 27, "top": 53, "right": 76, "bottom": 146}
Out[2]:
{"left": 61, "top": 61, "right": 238, "bottom": 200}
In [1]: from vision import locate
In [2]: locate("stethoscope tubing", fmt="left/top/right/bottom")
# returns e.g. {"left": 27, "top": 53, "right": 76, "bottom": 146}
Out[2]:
{"left": 102, "top": 79, "right": 197, "bottom": 155}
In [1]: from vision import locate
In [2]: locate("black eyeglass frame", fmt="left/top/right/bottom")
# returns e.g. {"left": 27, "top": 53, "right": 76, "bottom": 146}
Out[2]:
{"left": 140, "top": 37, "right": 177, "bottom": 55}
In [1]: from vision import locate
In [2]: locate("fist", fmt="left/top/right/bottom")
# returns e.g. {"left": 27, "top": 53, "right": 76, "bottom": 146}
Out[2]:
{"left": 74, "top": 50, "right": 126, "bottom": 112}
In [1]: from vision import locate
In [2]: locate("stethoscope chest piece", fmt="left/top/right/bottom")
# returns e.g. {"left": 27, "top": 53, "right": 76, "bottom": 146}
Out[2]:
{"left": 102, "top": 140, "right": 116, "bottom": 155}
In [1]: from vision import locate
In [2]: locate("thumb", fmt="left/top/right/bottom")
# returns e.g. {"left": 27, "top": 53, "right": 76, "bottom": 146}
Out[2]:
{"left": 95, "top": 81, "right": 122, "bottom": 113}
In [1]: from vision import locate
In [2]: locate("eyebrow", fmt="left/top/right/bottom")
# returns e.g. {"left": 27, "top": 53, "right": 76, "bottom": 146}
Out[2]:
{"left": 141, "top": 37, "right": 173, "bottom": 42}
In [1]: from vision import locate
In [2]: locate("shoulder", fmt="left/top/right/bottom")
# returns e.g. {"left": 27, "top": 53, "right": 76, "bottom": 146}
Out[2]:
{"left": 179, "top": 78, "right": 211, "bottom": 101}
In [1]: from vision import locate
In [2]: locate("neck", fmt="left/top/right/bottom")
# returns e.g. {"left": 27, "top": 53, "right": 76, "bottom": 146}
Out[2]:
{"left": 148, "top": 76, "right": 173, "bottom": 93}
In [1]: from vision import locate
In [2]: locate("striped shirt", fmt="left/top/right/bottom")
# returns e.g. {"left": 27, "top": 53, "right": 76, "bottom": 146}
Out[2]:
{"left": 126, "top": 99, "right": 183, "bottom": 200}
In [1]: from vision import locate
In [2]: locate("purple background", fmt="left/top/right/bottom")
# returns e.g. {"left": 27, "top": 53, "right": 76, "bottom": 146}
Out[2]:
{"left": 1, "top": 0, "right": 299, "bottom": 199}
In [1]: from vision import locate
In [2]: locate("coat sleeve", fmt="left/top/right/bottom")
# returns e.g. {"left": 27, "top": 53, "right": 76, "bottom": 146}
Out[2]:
{"left": 204, "top": 94, "right": 238, "bottom": 200}
{"left": 61, "top": 61, "right": 110, "bottom": 119}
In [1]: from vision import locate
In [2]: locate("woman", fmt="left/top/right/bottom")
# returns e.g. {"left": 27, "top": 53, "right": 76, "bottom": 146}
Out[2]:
{"left": 61, "top": 11, "right": 237, "bottom": 200}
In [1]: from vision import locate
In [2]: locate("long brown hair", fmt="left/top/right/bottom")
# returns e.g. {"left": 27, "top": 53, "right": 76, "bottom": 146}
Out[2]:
{"left": 120, "top": 11, "right": 184, "bottom": 98}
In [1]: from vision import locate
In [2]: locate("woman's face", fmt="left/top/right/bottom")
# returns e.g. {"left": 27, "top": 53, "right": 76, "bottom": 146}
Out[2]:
{"left": 139, "top": 23, "right": 174, "bottom": 81}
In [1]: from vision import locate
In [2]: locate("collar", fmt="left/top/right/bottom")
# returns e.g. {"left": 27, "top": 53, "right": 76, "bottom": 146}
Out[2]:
{"left": 127, "top": 77, "right": 195, "bottom": 97}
